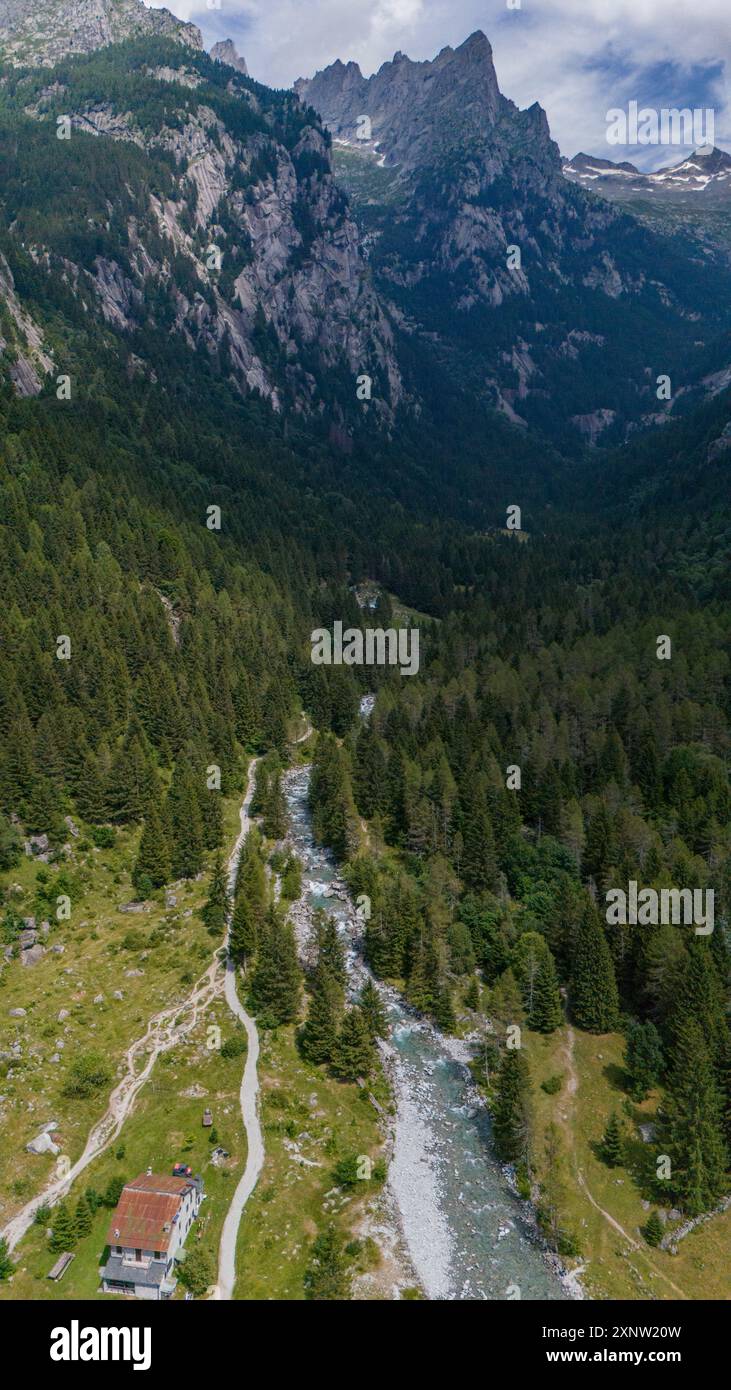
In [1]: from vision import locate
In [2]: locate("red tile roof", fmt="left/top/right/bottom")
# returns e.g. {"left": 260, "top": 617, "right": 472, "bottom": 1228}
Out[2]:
{"left": 106, "top": 1174, "right": 192, "bottom": 1251}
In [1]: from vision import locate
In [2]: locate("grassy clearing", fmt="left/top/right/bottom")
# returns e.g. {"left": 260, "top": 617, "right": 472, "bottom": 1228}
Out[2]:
{"left": 528, "top": 1024, "right": 731, "bottom": 1301}
{"left": 0, "top": 993, "right": 247, "bottom": 1300}
{"left": 0, "top": 795, "right": 243, "bottom": 1228}
{"left": 234, "top": 1023, "right": 391, "bottom": 1300}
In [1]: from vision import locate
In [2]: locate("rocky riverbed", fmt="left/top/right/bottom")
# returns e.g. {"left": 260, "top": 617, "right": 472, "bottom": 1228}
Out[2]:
{"left": 282, "top": 759, "right": 577, "bottom": 1302}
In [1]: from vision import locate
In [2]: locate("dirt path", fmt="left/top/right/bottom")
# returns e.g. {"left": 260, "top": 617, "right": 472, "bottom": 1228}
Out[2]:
{"left": 211, "top": 758, "right": 264, "bottom": 1301}
{"left": 2, "top": 958, "right": 224, "bottom": 1253}
{"left": 562, "top": 1027, "right": 688, "bottom": 1300}
{"left": 212, "top": 721, "right": 313, "bottom": 1299}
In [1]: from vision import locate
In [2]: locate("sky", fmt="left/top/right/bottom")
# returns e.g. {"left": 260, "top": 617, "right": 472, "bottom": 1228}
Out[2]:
{"left": 149, "top": 0, "right": 730, "bottom": 168}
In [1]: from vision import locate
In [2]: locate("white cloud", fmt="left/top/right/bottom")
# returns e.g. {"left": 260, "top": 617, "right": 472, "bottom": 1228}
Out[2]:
{"left": 149, "top": 0, "right": 730, "bottom": 162}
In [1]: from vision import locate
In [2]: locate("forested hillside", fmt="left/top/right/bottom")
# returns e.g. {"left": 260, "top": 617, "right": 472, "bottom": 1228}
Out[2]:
{"left": 0, "top": 8, "right": 729, "bottom": 1304}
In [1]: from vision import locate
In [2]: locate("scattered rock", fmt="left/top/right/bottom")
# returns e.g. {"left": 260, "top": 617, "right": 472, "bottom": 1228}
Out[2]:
{"left": 21, "top": 944, "right": 45, "bottom": 966}
{"left": 93, "top": 993, "right": 104, "bottom": 1004}
{"left": 57, "top": 1009, "right": 70, "bottom": 1022}
{"left": 112, "top": 990, "right": 124, "bottom": 1001}
{"left": 26, "top": 1130, "right": 60, "bottom": 1156}
{"left": 8, "top": 1007, "right": 26, "bottom": 1017}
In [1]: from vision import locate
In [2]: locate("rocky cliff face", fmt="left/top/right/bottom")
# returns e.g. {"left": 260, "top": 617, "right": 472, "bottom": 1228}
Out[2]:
{"left": 0, "top": 0, "right": 202, "bottom": 66}
{"left": 0, "top": 21, "right": 402, "bottom": 420}
{"left": 211, "top": 39, "right": 248, "bottom": 77}
{"left": 296, "top": 32, "right": 731, "bottom": 442}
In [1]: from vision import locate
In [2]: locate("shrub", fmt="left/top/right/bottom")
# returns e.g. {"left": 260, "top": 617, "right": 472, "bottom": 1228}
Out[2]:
{"left": 63, "top": 1052, "right": 112, "bottom": 1099}
{"left": 91, "top": 826, "right": 116, "bottom": 849}
{"left": 220, "top": 1032, "right": 247, "bottom": 1059}
{"left": 541, "top": 1073, "right": 563, "bottom": 1095}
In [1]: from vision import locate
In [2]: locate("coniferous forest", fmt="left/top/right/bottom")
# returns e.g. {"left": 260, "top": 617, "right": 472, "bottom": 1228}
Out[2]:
{"left": 0, "top": 0, "right": 729, "bottom": 1323}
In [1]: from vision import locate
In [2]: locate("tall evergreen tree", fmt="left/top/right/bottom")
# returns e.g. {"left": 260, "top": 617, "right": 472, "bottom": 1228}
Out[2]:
{"left": 663, "top": 1018, "right": 728, "bottom": 1216}
{"left": 571, "top": 902, "right": 619, "bottom": 1033}
{"left": 249, "top": 907, "right": 301, "bottom": 1027}
{"left": 332, "top": 1007, "right": 376, "bottom": 1082}
{"left": 202, "top": 852, "right": 230, "bottom": 936}
{"left": 132, "top": 801, "right": 171, "bottom": 893}
{"left": 492, "top": 1047, "right": 532, "bottom": 1165}
{"left": 601, "top": 1112, "right": 624, "bottom": 1167}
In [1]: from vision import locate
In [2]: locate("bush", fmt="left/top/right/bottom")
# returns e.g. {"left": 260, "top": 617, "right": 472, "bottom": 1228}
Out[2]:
{"left": 63, "top": 1052, "right": 112, "bottom": 1099}
{"left": 103, "top": 1176, "right": 126, "bottom": 1208}
{"left": 178, "top": 1244, "right": 213, "bottom": 1297}
{"left": 220, "top": 1032, "right": 247, "bottom": 1060}
{"left": 121, "top": 930, "right": 145, "bottom": 951}
{"left": 91, "top": 826, "right": 116, "bottom": 849}
{"left": 541, "top": 1073, "right": 563, "bottom": 1095}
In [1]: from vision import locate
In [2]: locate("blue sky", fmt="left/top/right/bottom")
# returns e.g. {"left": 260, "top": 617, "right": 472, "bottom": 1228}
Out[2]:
{"left": 149, "top": 0, "right": 730, "bottom": 168}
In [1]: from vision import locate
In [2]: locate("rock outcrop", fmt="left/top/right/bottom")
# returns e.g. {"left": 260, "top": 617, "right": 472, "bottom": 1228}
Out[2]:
{"left": 211, "top": 39, "right": 248, "bottom": 77}
{"left": 295, "top": 32, "right": 731, "bottom": 439}
{"left": 0, "top": 0, "right": 202, "bottom": 67}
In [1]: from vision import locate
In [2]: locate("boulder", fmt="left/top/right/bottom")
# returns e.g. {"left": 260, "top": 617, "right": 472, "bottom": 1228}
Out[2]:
{"left": 26, "top": 1130, "right": 60, "bottom": 1156}
{"left": 21, "top": 944, "right": 45, "bottom": 965}
{"left": 8, "top": 1007, "right": 26, "bottom": 1017}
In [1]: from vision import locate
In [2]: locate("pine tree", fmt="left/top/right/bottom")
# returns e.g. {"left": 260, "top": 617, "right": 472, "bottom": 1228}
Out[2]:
{"left": 332, "top": 1008, "right": 376, "bottom": 1082}
{"left": 571, "top": 902, "right": 619, "bottom": 1033}
{"left": 166, "top": 758, "right": 204, "bottom": 879}
{"left": 132, "top": 801, "right": 171, "bottom": 893}
{"left": 353, "top": 720, "right": 386, "bottom": 819}
{"left": 202, "top": 852, "right": 230, "bottom": 936}
{"left": 229, "top": 892, "right": 259, "bottom": 966}
{"left": 464, "top": 975, "right": 480, "bottom": 1011}
{"left": 644, "top": 1210, "right": 663, "bottom": 1247}
{"left": 315, "top": 913, "right": 345, "bottom": 983}
{"left": 359, "top": 979, "right": 388, "bottom": 1040}
{"left": 601, "top": 1112, "right": 624, "bottom": 1167}
{"left": 74, "top": 1192, "right": 93, "bottom": 1238}
{"left": 304, "top": 1223, "right": 351, "bottom": 1300}
{"left": 49, "top": 1200, "right": 78, "bottom": 1252}
{"left": 249, "top": 908, "right": 301, "bottom": 1027}
{"left": 625, "top": 1020, "right": 663, "bottom": 1100}
{"left": 532, "top": 954, "right": 563, "bottom": 1033}
{"left": 262, "top": 767, "right": 287, "bottom": 840}
{"left": 0, "top": 1236, "right": 13, "bottom": 1282}
{"left": 460, "top": 782, "right": 498, "bottom": 892}
{"left": 492, "top": 1047, "right": 532, "bottom": 1165}
{"left": 300, "top": 962, "right": 343, "bottom": 1065}
{"left": 663, "top": 1018, "right": 728, "bottom": 1216}
{"left": 513, "top": 933, "right": 562, "bottom": 1032}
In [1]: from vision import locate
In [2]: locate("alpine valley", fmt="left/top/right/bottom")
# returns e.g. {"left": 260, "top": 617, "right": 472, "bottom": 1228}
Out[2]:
{"left": 0, "top": 0, "right": 729, "bottom": 1313}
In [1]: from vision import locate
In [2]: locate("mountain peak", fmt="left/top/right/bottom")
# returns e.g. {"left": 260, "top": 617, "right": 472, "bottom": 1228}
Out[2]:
{"left": 295, "top": 30, "right": 504, "bottom": 171}
{"left": 0, "top": 0, "right": 202, "bottom": 66}
{"left": 210, "top": 38, "right": 248, "bottom": 77}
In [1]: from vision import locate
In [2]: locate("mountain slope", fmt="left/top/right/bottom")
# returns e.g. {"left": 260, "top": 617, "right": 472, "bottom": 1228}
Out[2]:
{"left": 0, "top": 0, "right": 202, "bottom": 66}
{"left": 297, "top": 33, "right": 731, "bottom": 446}
{"left": 564, "top": 146, "right": 731, "bottom": 261}
{"left": 0, "top": 32, "right": 402, "bottom": 421}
